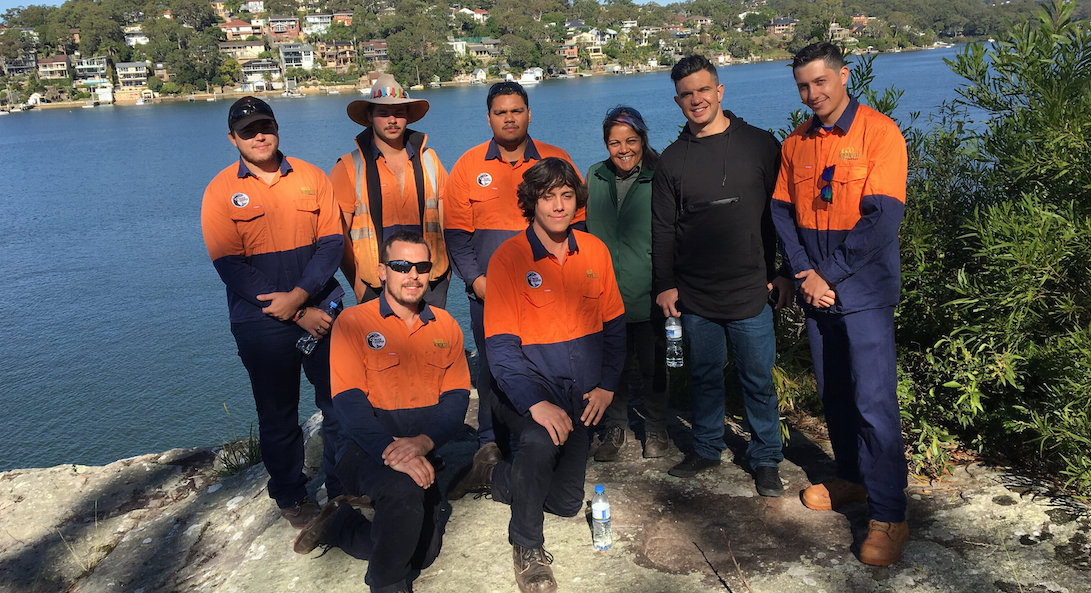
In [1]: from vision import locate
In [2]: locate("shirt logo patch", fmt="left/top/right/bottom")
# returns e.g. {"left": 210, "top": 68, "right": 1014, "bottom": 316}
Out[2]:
{"left": 838, "top": 147, "right": 860, "bottom": 160}
{"left": 476, "top": 172, "right": 493, "bottom": 187}
{"left": 526, "top": 271, "right": 543, "bottom": 288}
{"left": 433, "top": 339, "right": 450, "bottom": 348}
{"left": 366, "top": 332, "right": 386, "bottom": 350}
{"left": 299, "top": 187, "right": 315, "bottom": 195}
{"left": 586, "top": 269, "right": 598, "bottom": 279}
{"left": 231, "top": 193, "right": 250, "bottom": 208}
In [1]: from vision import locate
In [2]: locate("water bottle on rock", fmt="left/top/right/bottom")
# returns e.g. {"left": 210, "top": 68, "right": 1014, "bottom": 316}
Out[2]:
{"left": 665, "top": 316, "right": 683, "bottom": 368}
{"left": 296, "top": 300, "right": 341, "bottom": 355}
{"left": 592, "top": 484, "right": 613, "bottom": 551}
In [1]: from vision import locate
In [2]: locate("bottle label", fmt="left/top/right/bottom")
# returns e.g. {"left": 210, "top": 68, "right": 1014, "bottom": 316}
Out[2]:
{"left": 666, "top": 326, "right": 682, "bottom": 340}
{"left": 592, "top": 503, "right": 610, "bottom": 521}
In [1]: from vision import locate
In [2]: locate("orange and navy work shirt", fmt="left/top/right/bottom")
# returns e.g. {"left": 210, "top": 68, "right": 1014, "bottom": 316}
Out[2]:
{"left": 484, "top": 228, "right": 626, "bottom": 415}
{"left": 443, "top": 137, "right": 584, "bottom": 300}
{"left": 329, "top": 292, "right": 470, "bottom": 462}
{"left": 771, "top": 97, "right": 908, "bottom": 313}
{"left": 202, "top": 154, "right": 345, "bottom": 323}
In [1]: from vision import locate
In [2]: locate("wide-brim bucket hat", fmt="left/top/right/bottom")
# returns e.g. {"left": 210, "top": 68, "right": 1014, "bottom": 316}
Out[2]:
{"left": 347, "top": 73, "right": 429, "bottom": 127}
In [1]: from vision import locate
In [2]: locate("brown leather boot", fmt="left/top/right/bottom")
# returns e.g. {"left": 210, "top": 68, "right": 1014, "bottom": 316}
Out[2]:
{"left": 859, "top": 520, "right": 909, "bottom": 566}
{"left": 447, "top": 442, "right": 502, "bottom": 500}
{"left": 513, "top": 544, "right": 557, "bottom": 593}
{"left": 801, "top": 479, "right": 868, "bottom": 511}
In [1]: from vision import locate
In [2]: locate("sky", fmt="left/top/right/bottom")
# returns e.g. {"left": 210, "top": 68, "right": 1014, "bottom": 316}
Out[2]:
{"left": 1, "top": 1, "right": 60, "bottom": 18}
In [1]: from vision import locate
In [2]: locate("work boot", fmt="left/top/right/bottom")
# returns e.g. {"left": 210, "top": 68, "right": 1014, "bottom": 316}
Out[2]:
{"left": 513, "top": 543, "right": 557, "bottom": 593}
{"left": 754, "top": 465, "right": 784, "bottom": 497}
{"left": 293, "top": 495, "right": 349, "bottom": 554}
{"left": 280, "top": 497, "right": 321, "bottom": 529}
{"left": 668, "top": 451, "right": 721, "bottom": 478}
{"left": 643, "top": 430, "right": 670, "bottom": 458}
{"left": 594, "top": 426, "right": 626, "bottom": 461}
{"left": 859, "top": 520, "right": 909, "bottom": 566}
{"left": 447, "top": 442, "right": 502, "bottom": 500}
{"left": 801, "top": 478, "right": 868, "bottom": 511}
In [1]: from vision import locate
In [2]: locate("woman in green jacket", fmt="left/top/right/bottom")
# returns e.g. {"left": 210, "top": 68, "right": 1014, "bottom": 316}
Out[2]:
{"left": 585, "top": 106, "right": 671, "bottom": 461}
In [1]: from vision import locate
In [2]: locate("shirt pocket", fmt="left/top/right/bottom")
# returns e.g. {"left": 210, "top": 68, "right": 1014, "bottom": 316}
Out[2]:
{"left": 578, "top": 275, "right": 604, "bottom": 332}
{"left": 365, "top": 351, "right": 401, "bottom": 405}
{"left": 830, "top": 165, "right": 867, "bottom": 213}
{"left": 792, "top": 169, "right": 815, "bottom": 206}
{"left": 230, "top": 205, "right": 268, "bottom": 256}
{"left": 422, "top": 352, "right": 452, "bottom": 404}
{"left": 295, "top": 196, "right": 319, "bottom": 245}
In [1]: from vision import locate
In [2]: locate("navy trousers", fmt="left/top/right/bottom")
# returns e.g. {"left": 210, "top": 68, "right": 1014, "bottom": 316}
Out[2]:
{"left": 469, "top": 298, "right": 510, "bottom": 450}
{"left": 231, "top": 318, "right": 344, "bottom": 508}
{"left": 489, "top": 389, "right": 587, "bottom": 549}
{"left": 805, "top": 306, "right": 907, "bottom": 523}
{"left": 329, "top": 442, "right": 444, "bottom": 593}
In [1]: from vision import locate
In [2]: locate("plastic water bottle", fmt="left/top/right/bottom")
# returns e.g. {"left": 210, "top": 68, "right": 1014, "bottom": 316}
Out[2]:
{"left": 296, "top": 300, "right": 341, "bottom": 355}
{"left": 665, "top": 316, "right": 683, "bottom": 368}
{"left": 591, "top": 484, "right": 613, "bottom": 551}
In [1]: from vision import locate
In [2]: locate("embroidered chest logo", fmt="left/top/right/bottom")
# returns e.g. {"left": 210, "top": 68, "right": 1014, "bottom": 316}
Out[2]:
{"left": 526, "top": 271, "right": 543, "bottom": 288}
{"left": 299, "top": 187, "right": 315, "bottom": 195}
{"left": 586, "top": 269, "right": 599, "bottom": 279}
{"left": 433, "top": 339, "right": 450, "bottom": 349}
{"left": 366, "top": 332, "right": 386, "bottom": 350}
{"left": 838, "top": 147, "right": 860, "bottom": 161}
{"left": 231, "top": 193, "right": 250, "bottom": 208}
{"left": 476, "top": 172, "right": 493, "bottom": 187}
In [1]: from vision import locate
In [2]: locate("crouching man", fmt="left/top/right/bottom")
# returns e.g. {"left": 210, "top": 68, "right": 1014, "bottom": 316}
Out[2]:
{"left": 293, "top": 230, "right": 470, "bottom": 593}
{"left": 474, "top": 157, "right": 626, "bottom": 593}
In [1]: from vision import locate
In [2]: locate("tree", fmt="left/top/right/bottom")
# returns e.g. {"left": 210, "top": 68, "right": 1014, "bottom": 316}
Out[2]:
{"left": 160, "top": 81, "right": 181, "bottom": 94}
{"left": 147, "top": 75, "right": 163, "bottom": 92}
{"left": 169, "top": 0, "right": 218, "bottom": 31}
{"left": 500, "top": 33, "right": 539, "bottom": 70}
{"left": 0, "top": 28, "right": 25, "bottom": 62}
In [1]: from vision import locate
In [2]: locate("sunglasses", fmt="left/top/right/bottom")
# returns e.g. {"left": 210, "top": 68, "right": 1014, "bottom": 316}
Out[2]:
{"left": 385, "top": 260, "right": 432, "bottom": 274}
{"left": 488, "top": 81, "right": 524, "bottom": 98}
{"left": 228, "top": 99, "right": 275, "bottom": 128}
{"left": 819, "top": 165, "right": 835, "bottom": 203}
{"left": 606, "top": 106, "right": 643, "bottom": 120}
{"left": 233, "top": 120, "right": 277, "bottom": 139}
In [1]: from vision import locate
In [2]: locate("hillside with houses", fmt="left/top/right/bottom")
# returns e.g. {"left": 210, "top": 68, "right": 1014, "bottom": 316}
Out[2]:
{"left": 0, "top": 0, "right": 1060, "bottom": 107}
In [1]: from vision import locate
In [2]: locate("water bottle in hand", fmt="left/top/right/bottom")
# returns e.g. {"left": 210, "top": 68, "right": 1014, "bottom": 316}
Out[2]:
{"left": 592, "top": 484, "right": 613, "bottom": 551}
{"left": 296, "top": 300, "right": 341, "bottom": 355}
{"left": 665, "top": 316, "right": 683, "bottom": 368}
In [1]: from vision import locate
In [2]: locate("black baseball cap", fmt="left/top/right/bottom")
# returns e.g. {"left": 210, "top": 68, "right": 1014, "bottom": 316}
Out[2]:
{"left": 228, "top": 96, "right": 276, "bottom": 132}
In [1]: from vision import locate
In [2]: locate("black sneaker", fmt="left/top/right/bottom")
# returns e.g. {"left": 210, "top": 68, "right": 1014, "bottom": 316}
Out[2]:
{"left": 447, "top": 442, "right": 502, "bottom": 500}
{"left": 513, "top": 544, "right": 557, "bottom": 593}
{"left": 594, "top": 426, "right": 626, "bottom": 462}
{"left": 668, "top": 452, "right": 721, "bottom": 478}
{"left": 754, "top": 465, "right": 784, "bottom": 497}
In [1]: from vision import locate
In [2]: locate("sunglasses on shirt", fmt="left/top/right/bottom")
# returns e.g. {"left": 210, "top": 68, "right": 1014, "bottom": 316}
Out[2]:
{"left": 385, "top": 260, "right": 433, "bottom": 274}
{"left": 819, "top": 165, "right": 835, "bottom": 203}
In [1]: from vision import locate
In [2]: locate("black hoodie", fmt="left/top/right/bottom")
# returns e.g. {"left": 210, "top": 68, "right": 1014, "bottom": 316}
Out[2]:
{"left": 651, "top": 110, "right": 782, "bottom": 321}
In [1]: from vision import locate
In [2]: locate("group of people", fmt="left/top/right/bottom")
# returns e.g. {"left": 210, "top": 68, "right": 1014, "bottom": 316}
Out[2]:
{"left": 200, "top": 41, "right": 910, "bottom": 593}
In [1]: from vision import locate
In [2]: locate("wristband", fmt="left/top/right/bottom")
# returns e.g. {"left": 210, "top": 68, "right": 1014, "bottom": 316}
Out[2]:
{"left": 292, "top": 308, "right": 307, "bottom": 322}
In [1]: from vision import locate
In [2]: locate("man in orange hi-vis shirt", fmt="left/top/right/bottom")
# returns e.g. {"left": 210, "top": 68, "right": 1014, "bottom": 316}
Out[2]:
{"left": 771, "top": 42, "right": 909, "bottom": 567}
{"left": 474, "top": 158, "right": 625, "bottom": 593}
{"left": 201, "top": 97, "right": 346, "bottom": 530}
{"left": 291, "top": 230, "right": 469, "bottom": 593}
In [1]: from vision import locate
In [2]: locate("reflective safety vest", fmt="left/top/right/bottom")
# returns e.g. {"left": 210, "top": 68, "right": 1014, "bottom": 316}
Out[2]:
{"left": 339, "top": 128, "right": 448, "bottom": 292}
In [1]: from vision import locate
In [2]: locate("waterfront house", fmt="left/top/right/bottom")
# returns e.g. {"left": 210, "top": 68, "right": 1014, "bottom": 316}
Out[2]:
{"left": 557, "top": 43, "right": 579, "bottom": 67}
{"left": 314, "top": 40, "right": 355, "bottom": 73}
{"left": 37, "top": 55, "right": 70, "bottom": 80}
{"left": 466, "top": 38, "right": 501, "bottom": 62}
{"left": 116, "top": 61, "right": 148, "bottom": 89}
{"left": 470, "top": 68, "right": 487, "bottom": 84}
{"left": 124, "top": 25, "right": 149, "bottom": 47}
{"left": 153, "top": 62, "right": 169, "bottom": 82}
{"left": 241, "top": 59, "right": 282, "bottom": 89}
{"left": 333, "top": 11, "right": 353, "bottom": 26}
{"left": 303, "top": 14, "right": 332, "bottom": 36}
{"left": 211, "top": 1, "right": 228, "bottom": 20}
{"left": 220, "top": 40, "right": 265, "bottom": 61}
{"left": 767, "top": 17, "right": 798, "bottom": 38}
{"left": 267, "top": 16, "right": 300, "bottom": 42}
{"left": 221, "top": 19, "right": 259, "bottom": 41}
{"left": 278, "top": 43, "right": 314, "bottom": 71}
{"left": 359, "top": 39, "right": 388, "bottom": 64}
{"left": 447, "top": 38, "right": 467, "bottom": 56}
{"left": 1, "top": 49, "right": 37, "bottom": 77}
{"left": 240, "top": 0, "right": 264, "bottom": 13}
{"left": 73, "top": 56, "right": 108, "bottom": 85}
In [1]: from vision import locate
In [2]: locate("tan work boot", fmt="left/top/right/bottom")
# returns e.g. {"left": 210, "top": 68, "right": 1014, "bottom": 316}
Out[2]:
{"left": 513, "top": 544, "right": 557, "bottom": 593}
{"left": 859, "top": 520, "right": 909, "bottom": 566}
{"left": 801, "top": 478, "right": 868, "bottom": 511}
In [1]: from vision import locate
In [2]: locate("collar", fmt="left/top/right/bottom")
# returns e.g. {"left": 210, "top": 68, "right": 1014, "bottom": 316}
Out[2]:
{"left": 485, "top": 137, "right": 541, "bottom": 162}
{"left": 806, "top": 95, "right": 860, "bottom": 135}
{"left": 378, "top": 289, "right": 435, "bottom": 323}
{"left": 236, "top": 151, "right": 291, "bottom": 178}
{"left": 370, "top": 134, "right": 417, "bottom": 161}
{"left": 526, "top": 225, "right": 578, "bottom": 261}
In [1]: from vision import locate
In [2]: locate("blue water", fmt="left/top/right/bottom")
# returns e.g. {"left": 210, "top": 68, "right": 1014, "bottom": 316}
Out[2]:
{"left": 0, "top": 47, "right": 970, "bottom": 471}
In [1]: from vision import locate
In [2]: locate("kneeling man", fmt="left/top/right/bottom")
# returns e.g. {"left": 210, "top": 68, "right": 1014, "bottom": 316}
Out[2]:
{"left": 479, "top": 157, "right": 626, "bottom": 593}
{"left": 294, "top": 230, "right": 470, "bottom": 593}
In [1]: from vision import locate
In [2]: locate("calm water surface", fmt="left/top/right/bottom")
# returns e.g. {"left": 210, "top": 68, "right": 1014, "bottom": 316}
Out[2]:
{"left": 0, "top": 47, "right": 969, "bottom": 471}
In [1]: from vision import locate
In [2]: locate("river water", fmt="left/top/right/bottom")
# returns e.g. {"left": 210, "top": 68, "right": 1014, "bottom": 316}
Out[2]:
{"left": 0, "top": 47, "right": 970, "bottom": 471}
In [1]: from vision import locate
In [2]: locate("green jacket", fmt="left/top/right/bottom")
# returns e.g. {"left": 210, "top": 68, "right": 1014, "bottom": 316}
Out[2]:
{"left": 585, "top": 160, "right": 656, "bottom": 323}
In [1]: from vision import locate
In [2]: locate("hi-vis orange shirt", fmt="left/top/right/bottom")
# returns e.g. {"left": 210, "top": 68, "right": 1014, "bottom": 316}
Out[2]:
{"left": 329, "top": 293, "right": 470, "bottom": 462}
{"left": 443, "top": 138, "right": 584, "bottom": 297}
{"left": 771, "top": 98, "right": 907, "bottom": 314}
{"left": 202, "top": 155, "right": 345, "bottom": 323}
{"left": 484, "top": 228, "right": 626, "bottom": 415}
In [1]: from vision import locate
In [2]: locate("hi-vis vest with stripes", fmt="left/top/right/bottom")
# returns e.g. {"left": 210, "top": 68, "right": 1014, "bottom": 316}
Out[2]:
{"left": 341, "top": 141, "right": 448, "bottom": 290}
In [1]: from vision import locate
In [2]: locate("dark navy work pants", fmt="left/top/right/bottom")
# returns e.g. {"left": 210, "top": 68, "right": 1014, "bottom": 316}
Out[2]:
{"left": 329, "top": 442, "right": 444, "bottom": 593}
{"left": 805, "top": 306, "right": 907, "bottom": 523}
{"left": 231, "top": 318, "right": 343, "bottom": 508}
{"left": 488, "top": 389, "right": 587, "bottom": 549}
{"left": 469, "top": 298, "right": 509, "bottom": 450}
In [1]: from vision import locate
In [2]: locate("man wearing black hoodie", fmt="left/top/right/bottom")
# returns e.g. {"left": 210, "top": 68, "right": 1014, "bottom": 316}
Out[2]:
{"left": 651, "top": 55, "right": 792, "bottom": 496}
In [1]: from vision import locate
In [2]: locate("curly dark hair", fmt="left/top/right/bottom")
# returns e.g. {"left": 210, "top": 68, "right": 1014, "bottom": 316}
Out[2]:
{"left": 516, "top": 157, "right": 588, "bottom": 223}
